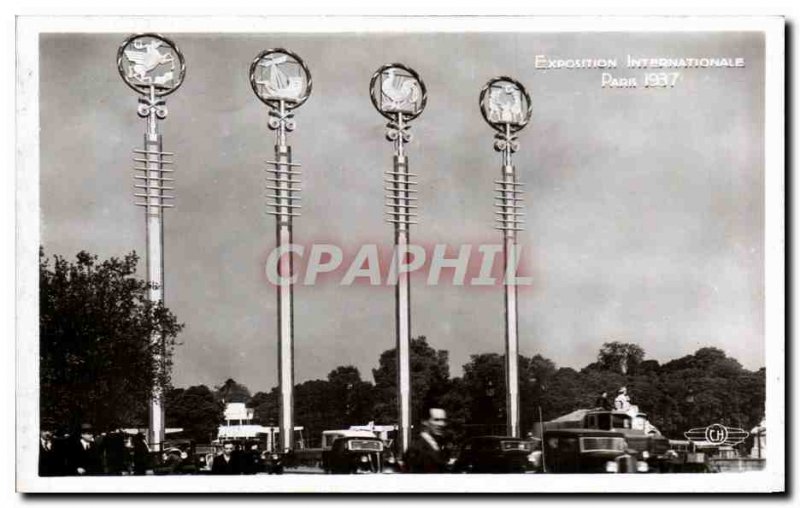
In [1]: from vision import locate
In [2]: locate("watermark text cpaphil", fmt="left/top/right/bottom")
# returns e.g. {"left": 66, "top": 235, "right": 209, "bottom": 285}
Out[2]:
{"left": 263, "top": 242, "right": 533, "bottom": 287}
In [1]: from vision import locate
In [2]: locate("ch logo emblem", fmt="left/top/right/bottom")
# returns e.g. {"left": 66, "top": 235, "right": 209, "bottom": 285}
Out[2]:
{"left": 684, "top": 423, "right": 748, "bottom": 446}
{"left": 704, "top": 423, "right": 728, "bottom": 444}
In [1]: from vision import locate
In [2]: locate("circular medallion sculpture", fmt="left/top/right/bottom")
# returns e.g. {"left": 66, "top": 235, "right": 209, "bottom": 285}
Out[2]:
{"left": 369, "top": 63, "right": 427, "bottom": 121}
{"left": 117, "top": 33, "right": 186, "bottom": 97}
{"left": 250, "top": 48, "right": 312, "bottom": 110}
{"left": 478, "top": 76, "right": 532, "bottom": 134}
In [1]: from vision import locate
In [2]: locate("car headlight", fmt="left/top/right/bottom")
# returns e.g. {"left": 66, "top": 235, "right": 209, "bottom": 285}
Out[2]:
{"left": 605, "top": 461, "right": 619, "bottom": 473}
{"left": 636, "top": 461, "right": 649, "bottom": 473}
{"left": 360, "top": 455, "right": 369, "bottom": 463}
{"left": 641, "top": 451, "right": 650, "bottom": 459}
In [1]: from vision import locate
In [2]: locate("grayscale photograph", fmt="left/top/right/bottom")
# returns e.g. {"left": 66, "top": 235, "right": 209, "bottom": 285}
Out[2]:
{"left": 15, "top": 16, "right": 785, "bottom": 493}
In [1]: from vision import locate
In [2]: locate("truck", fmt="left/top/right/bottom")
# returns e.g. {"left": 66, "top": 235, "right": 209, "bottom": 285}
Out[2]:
{"left": 534, "top": 406, "right": 671, "bottom": 471}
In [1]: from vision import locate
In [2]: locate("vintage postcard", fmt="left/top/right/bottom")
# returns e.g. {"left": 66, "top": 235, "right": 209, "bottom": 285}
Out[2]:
{"left": 15, "top": 16, "right": 784, "bottom": 493}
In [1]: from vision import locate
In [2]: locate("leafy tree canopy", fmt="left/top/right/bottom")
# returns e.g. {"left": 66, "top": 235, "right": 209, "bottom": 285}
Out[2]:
{"left": 39, "top": 249, "right": 183, "bottom": 432}
{"left": 215, "top": 378, "right": 251, "bottom": 404}
{"left": 165, "top": 385, "right": 224, "bottom": 443}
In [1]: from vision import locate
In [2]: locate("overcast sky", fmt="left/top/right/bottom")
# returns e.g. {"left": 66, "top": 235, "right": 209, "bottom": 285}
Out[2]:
{"left": 39, "top": 31, "right": 765, "bottom": 391}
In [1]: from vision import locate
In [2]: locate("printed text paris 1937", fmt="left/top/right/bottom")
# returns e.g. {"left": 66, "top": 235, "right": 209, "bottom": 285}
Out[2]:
{"left": 534, "top": 54, "right": 747, "bottom": 89}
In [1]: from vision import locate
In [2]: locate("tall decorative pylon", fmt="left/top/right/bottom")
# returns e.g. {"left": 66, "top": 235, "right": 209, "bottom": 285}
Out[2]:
{"left": 117, "top": 33, "right": 185, "bottom": 452}
{"left": 369, "top": 63, "right": 427, "bottom": 455}
{"left": 250, "top": 48, "right": 312, "bottom": 452}
{"left": 479, "top": 76, "right": 532, "bottom": 438}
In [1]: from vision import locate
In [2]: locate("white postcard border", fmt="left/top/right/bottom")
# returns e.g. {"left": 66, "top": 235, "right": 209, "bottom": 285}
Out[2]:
{"left": 16, "top": 15, "right": 785, "bottom": 493}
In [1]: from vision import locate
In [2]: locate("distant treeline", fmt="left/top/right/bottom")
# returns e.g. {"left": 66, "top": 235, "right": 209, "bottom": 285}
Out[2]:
{"left": 172, "top": 338, "right": 764, "bottom": 448}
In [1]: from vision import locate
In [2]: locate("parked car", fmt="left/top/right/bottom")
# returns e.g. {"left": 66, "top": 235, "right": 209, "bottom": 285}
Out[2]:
{"left": 453, "top": 436, "right": 535, "bottom": 473}
{"left": 194, "top": 444, "right": 217, "bottom": 473}
{"left": 542, "top": 429, "right": 642, "bottom": 473}
{"left": 322, "top": 435, "right": 386, "bottom": 474}
{"left": 262, "top": 450, "right": 285, "bottom": 474}
{"left": 152, "top": 447, "right": 197, "bottom": 475}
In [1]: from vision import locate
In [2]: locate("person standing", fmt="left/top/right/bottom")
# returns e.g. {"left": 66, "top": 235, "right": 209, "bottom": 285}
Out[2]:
{"left": 595, "top": 391, "right": 613, "bottom": 411}
{"left": 404, "top": 407, "right": 448, "bottom": 473}
{"left": 101, "top": 430, "right": 128, "bottom": 475}
{"left": 211, "top": 442, "right": 241, "bottom": 475}
{"left": 131, "top": 432, "right": 150, "bottom": 475}
{"left": 65, "top": 423, "right": 102, "bottom": 475}
{"left": 39, "top": 429, "right": 62, "bottom": 476}
{"left": 614, "top": 387, "right": 631, "bottom": 411}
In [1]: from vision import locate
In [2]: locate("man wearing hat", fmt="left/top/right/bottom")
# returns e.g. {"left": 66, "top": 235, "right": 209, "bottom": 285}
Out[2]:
{"left": 65, "top": 423, "right": 102, "bottom": 475}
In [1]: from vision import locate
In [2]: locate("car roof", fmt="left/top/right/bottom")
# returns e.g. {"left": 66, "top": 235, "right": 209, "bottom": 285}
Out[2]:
{"left": 544, "top": 429, "right": 626, "bottom": 437}
{"left": 467, "top": 435, "right": 526, "bottom": 442}
{"left": 323, "top": 430, "right": 377, "bottom": 438}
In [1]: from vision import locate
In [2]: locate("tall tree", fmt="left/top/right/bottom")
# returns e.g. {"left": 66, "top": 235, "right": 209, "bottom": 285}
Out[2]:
{"left": 294, "top": 379, "right": 337, "bottom": 447}
{"left": 461, "top": 353, "right": 506, "bottom": 425}
{"left": 657, "top": 347, "right": 764, "bottom": 438}
{"left": 597, "top": 341, "right": 645, "bottom": 375}
{"left": 372, "top": 336, "right": 450, "bottom": 425}
{"left": 248, "top": 389, "right": 279, "bottom": 426}
{"left": 215, "top": 378, "right": 251, "bottom": 404}
{"left": 165, "top": 385, "right": 224, "bottom": 443}
{"left": 39, "top": 249, "right": 183, "bottom": 432}
{"left": 326, "top": 366, "right": 376, "bottom": 427}
{"left": 519, "top": 354, "right": 557, "bottom": 432}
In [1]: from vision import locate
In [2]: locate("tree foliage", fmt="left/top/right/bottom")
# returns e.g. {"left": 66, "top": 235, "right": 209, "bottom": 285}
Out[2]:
{"left": 39, "top": 249, "right": 183, "bottom": 432}
{"left": 248, "top": 388, "right": 279, "bottom": 427}
{"left": 223, "top": 343, "right": 766, "bottom": 444}
{"left": 246, "top": 367, "right": 377, "bottom": 447}
{"left": 165, "top": 385, "right": 224, "bottom": 443}
{"left": 597, "top": 341, "right": 645, "bottom": 374}
{"left": 372, "top": 336, "right": 450, "bottom": 425}
{"left": 215, "top": 378, "right": 251, "bottom": 404}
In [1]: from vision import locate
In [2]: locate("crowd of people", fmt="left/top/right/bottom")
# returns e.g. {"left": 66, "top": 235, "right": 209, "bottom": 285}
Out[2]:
{"left": 38, "top": 409, "right": 456, "bottom": 476}
{"left": 207, "top": 442, "right": 274, "bottom": 475}
{"left": 39, "top": 423, "right": 151, "bottom": 476}
{"left": 40, "top": 389, "right": 634, "bottom": 476}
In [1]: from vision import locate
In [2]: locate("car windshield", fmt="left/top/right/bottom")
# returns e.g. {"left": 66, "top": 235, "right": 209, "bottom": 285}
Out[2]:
{"left": 500, "top": 440, "right": 531, "bottom": 452}
{"left": 324, "top": 434, "right": 344, "bottom": 448}
{"left": 579, "top": 436, "right": 626, "bottom": 452}
{"left": 611, "top": 415, "right": 631, "bottom": 429}
{"left": 347, "top": 439, "right": 383, "bottom": 452}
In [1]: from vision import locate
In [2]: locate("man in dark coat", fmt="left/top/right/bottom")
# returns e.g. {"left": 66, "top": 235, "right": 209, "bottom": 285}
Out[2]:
{"left": 100, "top": 431, "right": 128, "bottom": 475}
{"left": 65, "top": 423, "right": 102, "bottom": 475}
{"left": 131, "top": 432, "right": 151, "bottom": 475}
{"left": 39, "top": 430, "right": 63, "bottom": 476}
{"left": 211, "top": 442, "right": 241, "bottom": 475}
{"left": 404, "top": 407, "right": 448, "bottom": 473}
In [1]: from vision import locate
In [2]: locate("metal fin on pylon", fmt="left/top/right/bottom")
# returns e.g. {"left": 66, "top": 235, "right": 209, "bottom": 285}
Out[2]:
{"left": 265, "top": 159, "right": 302, "bottom": 220}
{"left": 494, "top": 177, "right": 525, "bottom": 231}
{"left": 133, "top": 148, "right": 175, "bottom": 210}
{"left": 384, "top": 169, "right": 418, "bottom": 226}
